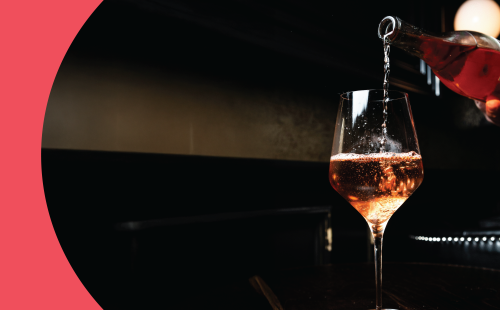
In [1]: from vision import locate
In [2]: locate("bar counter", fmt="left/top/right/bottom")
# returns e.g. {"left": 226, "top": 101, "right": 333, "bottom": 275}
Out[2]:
{"left": 248, "top": 263, "right": 500, "bottom": 310}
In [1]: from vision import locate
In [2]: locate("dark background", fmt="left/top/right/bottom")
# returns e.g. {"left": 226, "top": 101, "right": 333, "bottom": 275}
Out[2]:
{"left": 42, "top": 0, "right": 500, "bottom": 309}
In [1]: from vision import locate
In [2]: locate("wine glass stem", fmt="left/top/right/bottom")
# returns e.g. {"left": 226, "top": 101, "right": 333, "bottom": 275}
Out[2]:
{"left": 371, "top": 225, "right": 386, "bottom": 310}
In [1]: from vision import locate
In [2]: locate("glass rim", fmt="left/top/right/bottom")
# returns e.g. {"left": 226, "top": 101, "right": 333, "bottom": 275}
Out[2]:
{"left": 340, "top": 89, "right": 408, "bottom": 101}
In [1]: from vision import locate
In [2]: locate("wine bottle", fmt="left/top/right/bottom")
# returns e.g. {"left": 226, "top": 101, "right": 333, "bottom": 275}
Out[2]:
{"left": 378, "top": 16, "right": 500, "bottom": 105}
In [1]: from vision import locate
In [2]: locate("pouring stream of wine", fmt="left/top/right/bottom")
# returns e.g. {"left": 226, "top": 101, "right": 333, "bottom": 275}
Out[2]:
{"left": 380, "top": 27, "right": 392, "bottom": 152}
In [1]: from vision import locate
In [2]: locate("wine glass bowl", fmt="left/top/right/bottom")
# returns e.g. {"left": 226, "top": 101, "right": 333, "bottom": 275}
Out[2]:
{"left": 331, "top": 90, "right": 420, "bottom": 155}
{"left": 329, "top": 90, "right": 423, "bottom": 310}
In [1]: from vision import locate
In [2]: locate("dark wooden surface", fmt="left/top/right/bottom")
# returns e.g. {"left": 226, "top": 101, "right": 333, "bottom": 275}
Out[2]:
{"left": 255, "top": 263, "right": 500, "bottom": 310}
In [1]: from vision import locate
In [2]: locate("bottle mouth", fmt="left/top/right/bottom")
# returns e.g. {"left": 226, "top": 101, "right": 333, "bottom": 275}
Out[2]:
{"left": 378, "top": 16, "right": 400, "bottom": 42}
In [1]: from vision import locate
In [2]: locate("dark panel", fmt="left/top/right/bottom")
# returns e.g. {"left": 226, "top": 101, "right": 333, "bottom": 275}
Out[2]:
{"left": 42, "top": 149, "right": 367, "bottom": 309}
{"left": 42, "top": 148, "right": 500, "bottom": 307}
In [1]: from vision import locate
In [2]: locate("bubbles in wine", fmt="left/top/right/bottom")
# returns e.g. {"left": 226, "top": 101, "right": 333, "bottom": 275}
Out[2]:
{"left": 329, "top": 152, "right": 423, "bottom": 225}
{"left": 330, "top": 151, "right": 419, "bottom": 161}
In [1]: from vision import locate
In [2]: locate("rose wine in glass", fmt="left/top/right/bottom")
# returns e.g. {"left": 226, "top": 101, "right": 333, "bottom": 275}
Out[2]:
{"left": 330, "top": 152, "right": 423, "bottom": 226}
{"left": 329, "top": 90, "right": 423, "bottom": 310}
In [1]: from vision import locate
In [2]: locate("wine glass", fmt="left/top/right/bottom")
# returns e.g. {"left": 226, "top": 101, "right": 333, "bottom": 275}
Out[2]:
{"left": 329, "top": 89, "right": 424, "bottom": 310}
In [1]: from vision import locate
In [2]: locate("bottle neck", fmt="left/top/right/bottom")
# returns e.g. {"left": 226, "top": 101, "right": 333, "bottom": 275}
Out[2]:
{"left": 378, "top": 16, "right": 477, "bottom": 69}
{"left": 378, "top": 16, "right": 434, "bottom": 60}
